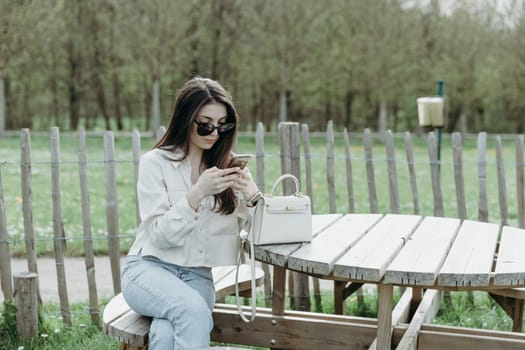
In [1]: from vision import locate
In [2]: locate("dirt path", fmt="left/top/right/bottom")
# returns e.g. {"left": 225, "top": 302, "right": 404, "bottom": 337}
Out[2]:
{"left": 2, "top": 256, "right": 126, "bottom": 303}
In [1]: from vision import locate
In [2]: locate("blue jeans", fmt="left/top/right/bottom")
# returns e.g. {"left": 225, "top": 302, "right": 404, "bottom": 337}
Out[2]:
{"left": 121, "top": 255, "right": 215, "bottom": 349}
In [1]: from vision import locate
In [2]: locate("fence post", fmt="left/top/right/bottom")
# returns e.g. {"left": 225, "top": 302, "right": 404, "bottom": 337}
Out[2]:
{"left": 428, "top": 132, "right": 444, "bottom": 217}
{"left": 326, "top": 121, "right": 336, "bottom": 213}
{"left": 255, "top": 123, "right": 272, "bottom": 307}
{"left": 404, "top": 132, "right": 419, "bottom": 214}
{"left": 452, "top": 132, "right": 466, "bottom": 220}
{"left": 495, "top": 136, "right": 508, "bottom": 226}
{"left": 0, "top": 165, "right": 13, "bottom": 301}
{"left": 278, "top": 122, "right": 310, "bottom": 312}
{"left": 20, "top": 129, "right": 41, "bottom": 303}
{"left": 78, "top": 128, "right": 101, "bottom": 325}
{"left": 50, "top": 127, "right": 72, "bottom": 326}
{"left": 363, "top": 129, "right": 378, "bottom": 213}
{"left": 477, "top": 132, "right": 488, "bottom": 222}
{"left": 385, "top": 130, "right": 400, "bottom": 214}
{"left": 302, "top": 123, "right": 322, "bottom": 312}
{"left": 132, "top": 129, "right": 142, "bottom": 226}
{"left": 13, "top": 272, "right": 38, "bottom": 339}
{"left": 343, "top": 128, "right": 355, "bottom": 213}
{"left": 104, "top": 131, "right": 121, "bottom": 294}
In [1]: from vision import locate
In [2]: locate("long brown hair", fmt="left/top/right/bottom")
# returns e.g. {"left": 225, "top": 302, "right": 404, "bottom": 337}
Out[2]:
{"left": 155, "top": 77, "right": 238, "bottom": 214}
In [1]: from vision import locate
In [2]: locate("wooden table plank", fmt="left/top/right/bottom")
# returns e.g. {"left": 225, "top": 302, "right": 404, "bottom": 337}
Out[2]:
{"left": 384, "top": 216, "right": 461, "bottom": 286}
{"left": 438, "top": 220, "right": 499, "bottom": 287}
{"left": 287, "top": 214, "right": 383, "bottom": 275}
{"left": 253, "top": 214, "right": 342, "bottom": 267}
{"left": 333, "top": 214, "right": 422, "bottom": 282}
{"left": 494, "top": 226, "right": 525, "bottom": 286}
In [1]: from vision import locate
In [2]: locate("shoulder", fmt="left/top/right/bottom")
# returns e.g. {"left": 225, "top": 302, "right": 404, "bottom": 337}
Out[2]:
{"left": 140, "top": 148, "right": 184, "bottom": 165}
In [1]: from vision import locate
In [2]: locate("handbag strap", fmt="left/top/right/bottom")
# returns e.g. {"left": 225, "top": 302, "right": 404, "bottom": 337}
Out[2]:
{"left": 271, "top": 174, "right": 301, "bottom": 194}
{"left": 235, "top": 231, "right": 257, "bottom": 322}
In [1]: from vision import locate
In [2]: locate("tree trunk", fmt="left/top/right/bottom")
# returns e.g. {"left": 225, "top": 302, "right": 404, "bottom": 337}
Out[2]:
{"left": 113, "top": 75, "right": 123, "bottom": 131}
{"left": 0, "top": 76, "right": 5, "bottom": 135}
{"left": 51, "top": 51, "right": 61, "bottom": 129}
{"left": 279, "top": 89, "right": 287, "bottom": 123}
{"left": 460, "top": 112, "right": 467, "bottom": 135}
{"left": 67, "top": 44, "right": 81, "bottom": 131}
{"left": 378, "top": 96, "right": 387, "bottom": 138}
{"left": 344, "top": 91, "right": 354, "bottom": 130}
{"left": 210, "top": 1, "right": 225, "bottom": 80}
{"left": 151, "top": 78, "right": 161, "bottom": 137}
{"left": 94, "top": 78, "right": 111, "bottom": 130}
{"left": 143, "top": 75, "right": 151, "bottom": 131}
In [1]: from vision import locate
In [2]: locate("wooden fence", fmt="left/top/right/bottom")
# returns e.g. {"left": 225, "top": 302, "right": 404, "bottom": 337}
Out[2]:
{"left": 1, "top": 122, "right": 525, "bottom": 328}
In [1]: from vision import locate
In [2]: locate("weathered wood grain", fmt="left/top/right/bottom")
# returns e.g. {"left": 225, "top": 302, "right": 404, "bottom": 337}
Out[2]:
{"left": 364, "top": 128, "right": 378, "bottom": 213}
{"left": 404, "top": 131, "right": 419, "bottom": 214}
{"left": 385, "top": 130, "right": 400, "bottom": 214}
{"left": 438, "top": 220, "right": 499, "bottom": 287}
{"left": 333, "top": 214, "right": 422, "bottom": 282}
{"left": 0, "top": 165, "right": 12, "bottom": 301}
{"left": 50, "top": 127, "right": 71, "bottom": 327}
{"left": 343, "top": 128, "right": 355, "bottom": 213}
{"left": 477, "top": 132, "right": 488, "bottom": 222}
{"left": 78, "top": 129, "right": 100, "bottom": 325}
{"left": 496, "top": 135, "right": 508, "bottom": 226}
{"left": 384, "top": 216, "right": 460, "bottom": 286}
{"left": 452, "top": 132, "right": 466, "bottom": 220}
{"left": 494, "top": 226, "right": 525, "bottom": 286}
{"left": 287, "top": 214, "right": 383, "bottom": 275}
{"left": 428, "top": 132, "right": 444, "bottom": 217}
{"left": 104, "top": 131, "right": 121, "bottom": 294}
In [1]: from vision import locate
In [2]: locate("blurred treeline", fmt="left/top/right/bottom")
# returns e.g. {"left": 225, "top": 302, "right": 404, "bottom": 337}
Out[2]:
{"left": 1, "top": 0, "right": 524, "bottom": 133}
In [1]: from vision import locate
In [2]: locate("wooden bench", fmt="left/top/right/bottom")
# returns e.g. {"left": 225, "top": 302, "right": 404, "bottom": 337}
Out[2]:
{"left": 103, "top": 264, "right": 264, "bottom": 350}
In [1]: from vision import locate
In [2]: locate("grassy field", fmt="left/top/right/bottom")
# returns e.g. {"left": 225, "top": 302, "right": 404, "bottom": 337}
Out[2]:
{"left": 0, "top": 131, "right": 522, "bottom": 256}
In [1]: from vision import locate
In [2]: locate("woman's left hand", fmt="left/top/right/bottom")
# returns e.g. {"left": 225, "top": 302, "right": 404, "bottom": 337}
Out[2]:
{"left": 230, "top": 167, "right": 259, "bottom": 199}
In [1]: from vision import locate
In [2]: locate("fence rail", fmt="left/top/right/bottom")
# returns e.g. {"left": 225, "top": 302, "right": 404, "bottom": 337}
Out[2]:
{"left": 1, "top": 123, "right": 525, "bottom": 326}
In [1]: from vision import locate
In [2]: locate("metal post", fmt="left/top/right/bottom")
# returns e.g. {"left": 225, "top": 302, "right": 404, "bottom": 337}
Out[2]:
{"left": 437, "top": 80, "right": 444, "bottom": 174}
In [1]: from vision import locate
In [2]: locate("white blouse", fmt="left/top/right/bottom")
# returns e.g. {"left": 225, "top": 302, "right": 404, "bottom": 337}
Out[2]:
{"left": 127, "top": 148, "right": 248, "bottom": 267}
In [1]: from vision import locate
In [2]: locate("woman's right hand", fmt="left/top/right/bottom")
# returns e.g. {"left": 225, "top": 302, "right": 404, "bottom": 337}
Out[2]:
{"left": 186, "top": 167, "right": 240, "bottom": 210}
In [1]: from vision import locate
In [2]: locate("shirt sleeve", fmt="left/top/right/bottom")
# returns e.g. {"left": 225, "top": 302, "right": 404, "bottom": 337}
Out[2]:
{"left": 137, "top": 153, "right": 197, "bottom": 248}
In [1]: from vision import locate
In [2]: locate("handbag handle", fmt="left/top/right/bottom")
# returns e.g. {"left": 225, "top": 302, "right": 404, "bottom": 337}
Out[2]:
{"left": 271, "top": 174, "right": 301, "bottom": 194}
{"left": 235, "top": 233, "right": 257, "bottom": 322}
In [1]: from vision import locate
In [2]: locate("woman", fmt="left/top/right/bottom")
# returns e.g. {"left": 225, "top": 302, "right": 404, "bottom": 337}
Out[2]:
{"left": 121, "top": 77, "right": 260, "bottom": 349}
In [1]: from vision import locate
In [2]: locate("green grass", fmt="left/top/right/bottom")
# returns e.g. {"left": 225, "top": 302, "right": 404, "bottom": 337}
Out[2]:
{"left": 0, "top": 300, "right": 119, "bottom": 350}
{"left": 0, "top": 289, "right": 515, "bottom": 350}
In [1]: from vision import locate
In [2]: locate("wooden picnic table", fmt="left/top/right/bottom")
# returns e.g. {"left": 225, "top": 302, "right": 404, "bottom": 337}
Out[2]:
{"left": 226, "top": 213, "right": 525, "bottom": 350}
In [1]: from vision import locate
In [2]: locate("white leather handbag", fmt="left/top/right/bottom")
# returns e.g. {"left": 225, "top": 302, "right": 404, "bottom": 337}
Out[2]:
{"left": 249, "top": 174, "right": 312, "bottom": 245}
{"left": 235, "top": 174, "right": 312, "bottom": 322}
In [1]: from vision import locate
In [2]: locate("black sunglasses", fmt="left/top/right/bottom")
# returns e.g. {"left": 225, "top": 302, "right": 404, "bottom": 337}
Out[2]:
{"left": 193, "top": 120, "right": 235, "bottom": 136}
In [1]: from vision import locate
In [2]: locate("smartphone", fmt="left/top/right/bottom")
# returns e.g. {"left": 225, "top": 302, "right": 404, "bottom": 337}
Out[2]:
{"left": 228, "top": 154, "right": 252, "bottom": 169}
